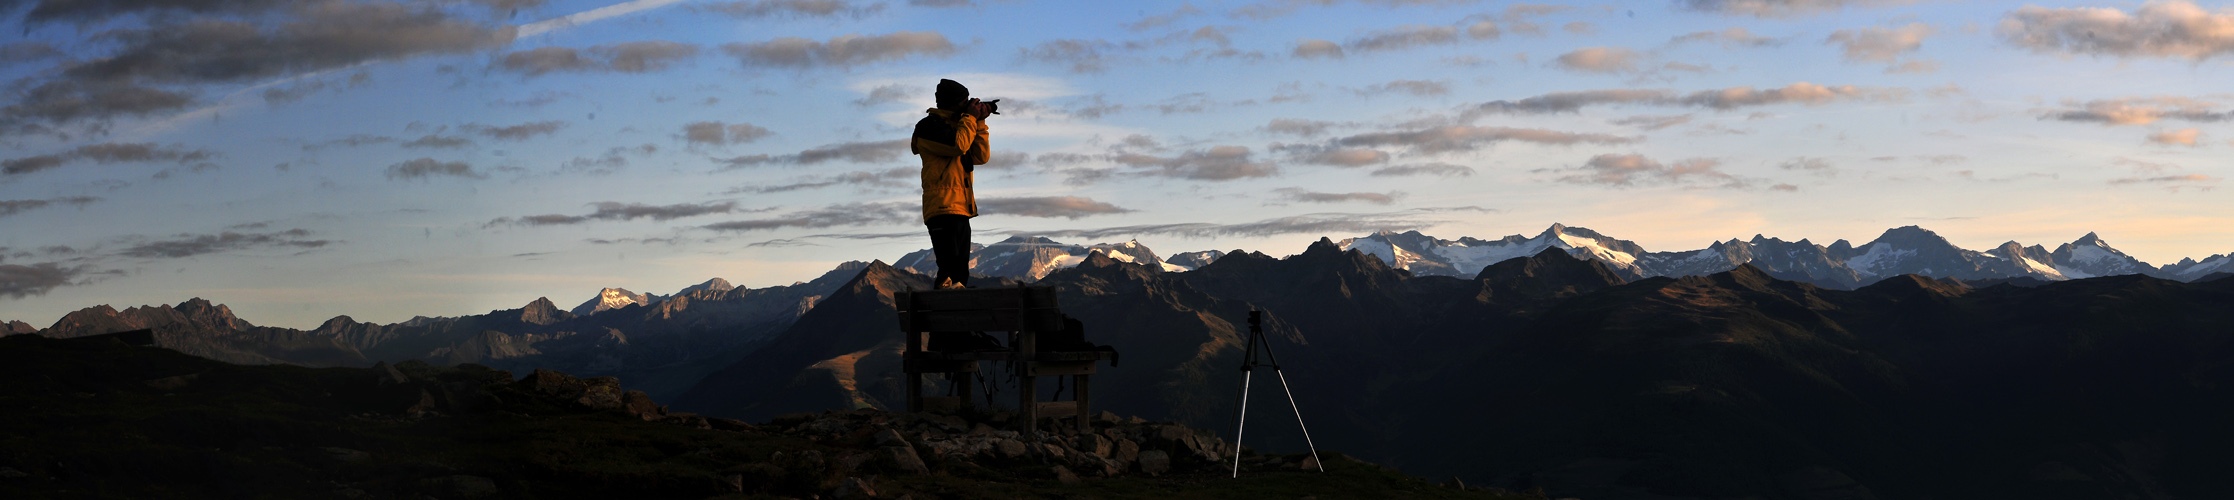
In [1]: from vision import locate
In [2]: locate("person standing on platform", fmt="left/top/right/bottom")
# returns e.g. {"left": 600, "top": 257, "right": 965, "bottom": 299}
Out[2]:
{"left": 912, "top": 79, "right": 995, "bottom": 289}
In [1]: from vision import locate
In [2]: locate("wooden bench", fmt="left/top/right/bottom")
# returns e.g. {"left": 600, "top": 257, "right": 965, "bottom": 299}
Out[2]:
{"left": 895, "top": 285, "right": 1117, "bottom": 436}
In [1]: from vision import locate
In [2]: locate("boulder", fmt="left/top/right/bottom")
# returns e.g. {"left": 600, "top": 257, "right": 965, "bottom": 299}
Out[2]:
{"left": 1114, "top": 438, "right": 1140, "bottom": 467}
{"left": 708, "top": 417, "right": 756, "bottom": 432}
{"left": 995, "top": 438, "right": 1028, "bottom": 459}
{"left": 834, "top": 476, "right": 875, "bottom": 499}
{"left": 885, "top": 445, "right": 930, "bottom": 474}
{"left": 621, "top": 390, "right": 663, "bottom": 420}
{"left": 1137, "top": 450, "right": 1171, "bottom": 476}
{"left": 1077, "top": 433, "right": 1112, "bottom": 458}
{"left": 1052, "top": 465, "right": 1080, "bottom": 484}
{"left": 575, "top": 384, "right": 623, "bottom": 410}
{"left": 144, "top": 373, "right": 198, "bottom": 390}
{"left": 873, "top": 428, "right": 907, "bottom": 447}
{"left": 1296, "top": 454, "right": 1321, "bottom": 471}
{"left": 520, "top": 369, "right": 585, "bottom": 396}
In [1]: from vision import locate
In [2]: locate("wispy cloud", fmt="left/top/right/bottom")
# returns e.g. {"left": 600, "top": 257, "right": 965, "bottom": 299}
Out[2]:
{"left": 0, "top": 196, "right": 100, "bottom": 219}
{"left": 1273, "top": 188, "right": 1400, "bottom": 205}
{"left": 386, "top": 158, "right": 485, "bottom": 180}
{"left": 723, "top": 32, "right": 959, "bottom": 69}
{"left": 2038, "top": 96, "right": 2230, "bottom": 126}
{"left": 977, "top": 196, "right": 1135, "bottom": 218}
{"left": 489, "top": 201, "right": 741, "bottom": 227}
{"left": 1547, "top": 153, "right": 1751, "bottom": 189}
{"left": 714, "top": 139, "right": 906, "bottom": 168}
{"left": 121, "top": 229, "right": 334, "bottom": 259}
{"left": 1333, "top": 125, "right": 1636, "bottom": 154}
{"left": 1999, "top": 1, "right": 2234, "bottom": 61}
{"left": 1678, "top": 0, "right": 1920, "bottom": 18}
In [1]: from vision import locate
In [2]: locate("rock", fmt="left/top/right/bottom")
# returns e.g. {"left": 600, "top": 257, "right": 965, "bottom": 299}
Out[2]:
{"left": 885, "top": 445, "right": 930, "bottom": 474}
{"left": 996, "top": 438, "right": 1028, "bottom": 459}
{"left": 323, "top": 447, "right": 372, "bottom": 463}
{"left": 144, "top": 373, "right": 198, "bottom": 390}
{"left": 661, "top": 414, "right": 712, "bottom": 430}
{"left": 1039, "top": 443, "right": 1067, "bottom": 460}
{"left": 621, "top": 390, "right": 663, "bottom": 420}
{"left": 404, "top": 390, "right": 438, "bottom": 417}
{"left": 1443, "top": 476, "right": 1466, "bottom": 489}
{"left": 371, "top": 361, "right": 410, "bottom": 386}
{"left": 834, "top": 476, "right": 875, "bottom": 499}
{"left": 1077, "top": 433, "right": 1112, "bottom": 458}
{"left": 708, "top": 417, "right": 756, "bottom": 432}
{"left": 1114, "top": 438, "right": 1139, "bottom": 467}
{"left": 838, "top": 452, "right": 873, "bottom": 470}
{"left": 1296, "top": 454, "right": 1320, "bottom": 471}
{"left": 804, "top": 418, "right": 850, "bottom": 435}
{"left": 1052, "top": 465, "right": 1080, "bottom": 484}
{"left": 772, "top": 412, "right": 816, "bottom": 426}
{"left": 873, "top": 428, "right": 907, "bottom": 446}
{"left": 575, "top": 384, "right": 623, "bottom": 410}
{"left": 928, "top": 414, "right": 968, "bottom": 432}
{"left": 1096, "top": 410, "right": 1121, "bottom": 423}
{"left": 420, "top": 475, "right": 498, "bottom": 498}
{"left": 1071, "top": 452, "right": 1122, "bottom": 477}
{"left": 721, "top": 473, "right": 744, "bottom": 493}
{"left": 1137, "top": 450, "right": 1171, "bottom": 476}
{"left": 0, "top": 467, "right": 28, "bottom": 478}
{"left": 521, "top": 369, "right": 585, "bottom": 396}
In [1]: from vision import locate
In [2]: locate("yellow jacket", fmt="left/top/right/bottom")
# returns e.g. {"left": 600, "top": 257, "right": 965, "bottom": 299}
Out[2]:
{"left": 912, "top": 108, "right": 990, "bottom": 221}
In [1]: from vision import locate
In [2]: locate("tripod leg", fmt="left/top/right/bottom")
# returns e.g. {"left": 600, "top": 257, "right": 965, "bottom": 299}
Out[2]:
{"left": 1232, "top": 370, "right": 1252, "bottom": 478}
{"left": 1273, "top": 369, "right": 1323, "bottom": 472}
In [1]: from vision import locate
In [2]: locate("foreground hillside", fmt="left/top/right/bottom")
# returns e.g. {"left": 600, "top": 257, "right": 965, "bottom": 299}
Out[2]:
{"left": 0, "top": 333, "right": 1529, "bottom": 499}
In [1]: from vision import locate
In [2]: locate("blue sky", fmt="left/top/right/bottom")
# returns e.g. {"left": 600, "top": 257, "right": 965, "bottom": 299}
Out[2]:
{"left": 3, "top": 0, "right": 2232, "bottom": 328}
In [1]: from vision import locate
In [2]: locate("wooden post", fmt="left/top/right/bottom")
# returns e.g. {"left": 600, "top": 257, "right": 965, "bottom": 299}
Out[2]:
{"left": 1018, "top": 326, "right": 1038, "bottom": 438}
{"left": 956, "top": 369, "right": 974, "bottom": 411}
{"left": 901, "top": 292, "right": 922, "bottom": 413}
{"left": 1075, "top": 373, "right": 1092, "bottom": 434}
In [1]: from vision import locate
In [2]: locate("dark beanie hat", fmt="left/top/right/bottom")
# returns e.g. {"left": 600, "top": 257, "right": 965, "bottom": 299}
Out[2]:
{"left": 935, "top": 79, "right": 969, "bottom": 111}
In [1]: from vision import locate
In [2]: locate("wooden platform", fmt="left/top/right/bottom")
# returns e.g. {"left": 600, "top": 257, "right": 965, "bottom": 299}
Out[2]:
{"left": 895, "top": 285, "right": 1115, "bottom": 436}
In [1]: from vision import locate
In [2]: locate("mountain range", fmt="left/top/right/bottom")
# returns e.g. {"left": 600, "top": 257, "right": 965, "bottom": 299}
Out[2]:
{"left": 12, "top": 223, "right": 2234, "bottom": 499}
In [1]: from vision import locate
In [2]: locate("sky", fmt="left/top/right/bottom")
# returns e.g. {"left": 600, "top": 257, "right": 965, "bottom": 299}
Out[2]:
{"left": 3, "top": 0, "right": 2232, "bottom": 328}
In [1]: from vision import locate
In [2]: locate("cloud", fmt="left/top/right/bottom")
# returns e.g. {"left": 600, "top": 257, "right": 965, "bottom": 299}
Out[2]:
{"left": 684, "top": 121, "right": 775, "bottom": 145}
{"left": 1999, "top": 1, "right": 2234, "bottom": 61}
{"left": 489, "top": 201, "right": 739, "bottom": 226}
{"left": 854, "top": 84, "right": 913, "bottom": 107}
{"left": 1112, "top": 146, "right": 1279, "bottom": 180}
{"left": 1610, "top": 114, "right": 1695, "bottom": 130}
{"left": 2039, "top": 97, "right": 2230, "bottom": 126}
{"left": 0, "top": 263, "right": 86, "bottom": 299}
{"left": 1290, "top": 147, "right": 1391, "bottom": 167}
{"left": 120, "top": 228, "right": 334, "bottom": 259}
{"left": 402, "top": 135, "right": 473, "bottom": 149}
{"left": 1019, "top": 39, "right": 1122, "bottom": 73}
{"left": 1554, "top": 47, "right": 1644, "bottom": 74}
{"left": 1780, "top": 156, "right": 1836, "bottom": 176}
{"left": 496, "top": 41, "right": 701, "bottom": 76}
{"left": 0, "top": 196, "right": 100, "bottom": 218}
{"left": 260, "top": 71, "right": 371, "bottom": 104}
{"left": 992, "top": 206, "right": 1496, "bottom": 240}
{"left": 385, "top": 158, "right": 484, "bottom": 180}
{"left": 1678, "top": 82, "right": 1906, "bottom": 109}
{"left": 1292, "top": 39, "right": 1345, "bottom": 59}
{"left": 559, "top": 144, "right": 658, "bottom": 175}
{"left": 475, "top": 120, "right": 568, "bottom": 140}
{"left": 0, "top": 42, "right": 64, "bottom": 63}
{"left": 1678, "top": 0, "right": 1919, "bottom": 18}
{"left": 727, "top": 166, "right": 915, "bottom": 193}
{"left": 698, "top": 0, "right": 886, "bottom": 19}
{"left": 1232, "top": 0, "right": 1482, "bottom": 20}
{"left": 301, "top": 134, "right": 399, "bottom": 151}
{"left": 722, "top": 31, "right": 958, "bottom": 69}
{"left": 1826, "top": 22, "right": 1936, "bottom": 72}
{"left": 1465, "top": 89, "right": 1676, "bottom": 116}
{"left": 2108, "top": 174, "right": 2218, "bottom": 188}
{"left": 1333, "top": 125, "right": 1636, "bottom": 154}
{"left": 1, "top": 142, "right": 218, "bottom": 177}
{"left": 2148, "top": 128, "right": 2204, "bottom": 146}
{"left": 701, "top": 201, "right": 917, "bottom": 231}
{"left": 4, "top": 1, "right": 515, "bottom": 133}
{"left": 1669, "top": 27, "right": 1782, "bottom": 47}
{"left": 1370, "top": 163, "right": 1475, "bottom": 177}
{"left": 1264, "top": 118, "right": 1339, "bottom": 137}
{"left": 1827, "top": 23, "right": 1934, "bottom": 62}
{"left": 1355, "top": 79, "right": 1449, "bottom": 97}
{"left": 977, "top": 196, "right": 1135, "bottom": 219}
{"left": 1551, "top": 153, "right": 1748, "bottom": 188}
{"left": 1274, "top": 188, "right": 1400, "bottom": 205}
{"left": 715, "top": 139, "right": 906, "bottom": 168}
{"left": 1347, "top": 25, "right": 1462, "bottom": 53}
{"left": 1124, "top": 4, "right": 1203, "bottom": 31}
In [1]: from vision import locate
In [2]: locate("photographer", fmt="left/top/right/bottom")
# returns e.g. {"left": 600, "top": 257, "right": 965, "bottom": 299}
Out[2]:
{"left": 911, "top": 79, "right": 995, "bottom": 289}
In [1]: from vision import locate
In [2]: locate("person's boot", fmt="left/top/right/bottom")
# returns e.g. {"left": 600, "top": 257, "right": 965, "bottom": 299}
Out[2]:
{"left": 937, "top": 278, "right": 965, "bottom": 290}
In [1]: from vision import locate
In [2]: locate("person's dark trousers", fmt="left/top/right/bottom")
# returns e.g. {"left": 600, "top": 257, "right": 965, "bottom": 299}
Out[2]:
{"left": 925, "top": 214, "right": 972, "bottom": 287}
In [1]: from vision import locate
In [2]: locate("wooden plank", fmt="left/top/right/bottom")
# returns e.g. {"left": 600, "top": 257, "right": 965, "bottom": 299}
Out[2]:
{"left": 906, "top": 372, "right": 923, "bottom": 412}
{"left": 1020, "top": 374, "right": 1037, "bottom": 436}
{"left": 1026, "top": 361, "right": 1096, "bottom": 376}
{"left": 921, "top": 396, "right": 960, "bottom": 413}
{"left": 903, "top": 358, "right": 979, "bottom": 373}
{"left": 900, "top": 286, "right": 1059, "bottom": 311}
{"left": 898, "top": 307, "right": 1065, "bottom": 332}
{"left": 1075, "top": 374, "right": 1092, "bottom": 433}
{"left": 1035, "top": 401, "right": 1078, "bottom": 416}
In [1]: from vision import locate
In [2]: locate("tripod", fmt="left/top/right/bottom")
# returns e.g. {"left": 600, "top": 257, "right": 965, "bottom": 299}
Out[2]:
{"left": 1228, "top": 310, "right": 1323, "bottom": 477}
